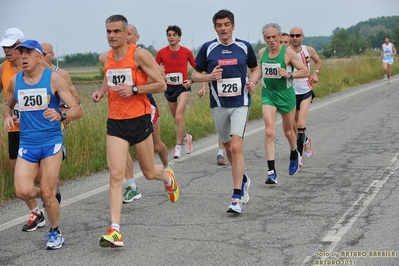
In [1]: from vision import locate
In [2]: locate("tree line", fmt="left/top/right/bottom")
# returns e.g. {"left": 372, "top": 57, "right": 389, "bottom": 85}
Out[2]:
{"left": 1, "top": 16, "right": 398, "bottom": 65}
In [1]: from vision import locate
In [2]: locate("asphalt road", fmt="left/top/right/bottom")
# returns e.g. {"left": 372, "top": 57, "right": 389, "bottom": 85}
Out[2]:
{"left": 1, "top": 77, "right": 399, "bottom": 266}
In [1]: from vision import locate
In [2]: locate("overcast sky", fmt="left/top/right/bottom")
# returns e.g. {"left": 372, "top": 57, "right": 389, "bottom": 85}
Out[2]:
{"left": 1, "top": 0, "right": 398, "bottom": 56}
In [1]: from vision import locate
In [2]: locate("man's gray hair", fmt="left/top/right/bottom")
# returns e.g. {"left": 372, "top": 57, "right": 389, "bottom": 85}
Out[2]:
{"left": 262, "top": 23, "right": 281, "bottom": 35}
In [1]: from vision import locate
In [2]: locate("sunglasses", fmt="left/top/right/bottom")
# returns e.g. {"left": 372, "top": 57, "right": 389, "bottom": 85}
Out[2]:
{"left": 2, "top": 42, "right": 20, "bottom": 49}
{"left": 290, "top": 34, "right": 302, "bottom": 38}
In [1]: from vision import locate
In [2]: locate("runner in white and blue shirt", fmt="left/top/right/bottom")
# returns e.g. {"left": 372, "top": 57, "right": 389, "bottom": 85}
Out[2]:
{"left": 194, "top": 37, "right": 258, "bottom": 108}
{"left": 191, "top": 9, "right": 260, "bottom": 214}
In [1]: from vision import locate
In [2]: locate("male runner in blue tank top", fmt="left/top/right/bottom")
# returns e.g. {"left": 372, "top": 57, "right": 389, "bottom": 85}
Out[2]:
{"left": 3, "top": 40, "right": 82, "bottom": 250}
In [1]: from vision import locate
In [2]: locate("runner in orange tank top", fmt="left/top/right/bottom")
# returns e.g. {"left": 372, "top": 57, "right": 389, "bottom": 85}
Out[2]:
{"left": 0, "top": 28, "right": 24, "bottom": 167}
{"left": 94, "top": 14, "right": 180, "bottom": 249}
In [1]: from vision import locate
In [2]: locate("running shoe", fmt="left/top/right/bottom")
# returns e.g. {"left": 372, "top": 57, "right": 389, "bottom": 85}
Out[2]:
{"left": 45, "top": 229, "right": 65, "bottom": 250}
{"left": 303, "top": 138, "right": 313, "bottom": 159}
{"left": 164, "top": 166, "right": 180, "bottom": 203}
{"left": 289, "top": 151, "right": 300, "bottom": 175}
{"left": 241, "top": 174, "right": 251, "bottom": 204}
{"left": 173, "top": 145, "right": 182, "bottom": 159}
{"left": 299, "top": 156, "right": 303, "bottom": 168}
{"left": 216, "top": 154, "right": 226, "bottom": 165}
{"left": 184, "top": 134, "right": 193, "bottom": 154}
{"left": 265, "top": 170, "right": 278, "bottom": 184}
{"left": 388, "top": 78, "right": 391, "bottom": 84}
{"left": 227, "top": 194, "right": 242, "bottom": 213}
{"left": 99, "top": 228, "right": 124, "bottom": 248}
{"left": 123, "top": 186, "right": 142, "bottom": 203}
{"left": 22, "top": 211, "right": 46, "bottom": 232}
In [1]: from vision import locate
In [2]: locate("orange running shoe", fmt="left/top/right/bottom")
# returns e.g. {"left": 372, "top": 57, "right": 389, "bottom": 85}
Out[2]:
{"left": 184, "top": 134, "right": 193, "bottom": 154}
{"left": 164, "top": 166, "right": 180, "bottom": 203}
{"left": 99, "top": 228, "right": 124, "bottom": 248}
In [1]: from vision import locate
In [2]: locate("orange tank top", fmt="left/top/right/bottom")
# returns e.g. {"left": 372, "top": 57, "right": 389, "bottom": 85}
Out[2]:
{"left": 2, "top": 60, "right": 22, "bottom": 131}
{"left": 104, "top": 44, "right": 151, "bottom": 120}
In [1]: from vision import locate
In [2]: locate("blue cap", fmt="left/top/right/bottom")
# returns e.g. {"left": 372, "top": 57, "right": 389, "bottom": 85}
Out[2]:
{"left": 17, "top": 39, "right": 43, "bottom": 55}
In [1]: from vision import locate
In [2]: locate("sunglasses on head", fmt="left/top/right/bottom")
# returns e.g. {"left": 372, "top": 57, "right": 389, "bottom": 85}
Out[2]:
{"left": 290, "top": 34, "right": 302, "bottom": 38}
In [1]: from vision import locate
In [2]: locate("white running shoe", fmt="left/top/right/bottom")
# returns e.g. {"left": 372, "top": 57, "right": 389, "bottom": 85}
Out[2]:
{"left": 184, "top": 134, "right": 193, "bottom": 154}
{"left": 241, "top": 174, "right": 251, "bottom": 204}
{"left": 304, "top": 139, "right": 313, "bottom": 159}
{"left": 173, "top": 145, "right": 182, "bottom": 159}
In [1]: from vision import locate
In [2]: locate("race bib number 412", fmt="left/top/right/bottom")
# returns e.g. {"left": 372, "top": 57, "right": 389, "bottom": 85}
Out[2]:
{"left": 106, "top": 68, "right": 134, "bottom": 89}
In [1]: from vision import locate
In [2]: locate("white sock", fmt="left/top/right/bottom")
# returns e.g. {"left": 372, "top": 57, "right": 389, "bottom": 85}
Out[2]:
{"left": 165, "top": 176, "right": 172, "bottom": 187}
{"left": 126, "top": 178, "right": 137, "bottom": 190}
{"left": 111, "top": 223, "right": 120, "bottom": 232}
{"left": 31, "top": 207, "right": 40, "bottom": 213}
{"left": 218, "top": 149, "right": 224, "bottom": 156}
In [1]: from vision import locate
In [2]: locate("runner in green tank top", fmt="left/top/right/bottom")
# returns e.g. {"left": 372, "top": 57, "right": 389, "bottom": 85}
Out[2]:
{"left": 260, "top": 44, "right": 296, "bottom": 114}
{"left": 253, "top": 23, "right": 308, "bottom": 184}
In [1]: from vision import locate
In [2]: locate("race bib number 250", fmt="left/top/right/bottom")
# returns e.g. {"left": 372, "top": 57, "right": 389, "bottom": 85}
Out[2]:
{"left": 18, "top": 88, "right": 47, "bottom": 111}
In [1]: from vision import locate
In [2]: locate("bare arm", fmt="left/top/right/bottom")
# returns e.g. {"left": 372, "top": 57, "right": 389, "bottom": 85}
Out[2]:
{"left": 392, "top": 44, "right": 397, "bottom": 56}
{"left": 3, "top": 76, "right": 17, "bottom": 131}
{"left": 57, "top": 69, "right": 80, "bottom": 105}
{"left": 191, "top": 65, "right": 223, "bottom": 83}
{"left": 92, "top": 53, "right": 109, "bottom": 102}
{"left": 285, "top": 48, "right": 309, "bottom": 79}
{"left": 308, "top": 46, "right": 322, "bottom": 83}
{"left": 0, "top": 63, "right": 4, "bottom": 94}
{"left": 133, "top": 48, "right": 166, "bottom": 94}
{"left": 45, "top": 73, "right": 82, "bottom": 122}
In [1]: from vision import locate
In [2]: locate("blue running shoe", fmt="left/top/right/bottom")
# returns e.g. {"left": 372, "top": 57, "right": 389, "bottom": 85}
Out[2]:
{"left": 289, "top": 151, "right": 300, "bottom": 175}
{"left": 241, "top": 174, "right": 250, "bottom": 204}
{"left": 227, "top": 194, "right": 242, "bottom": 213}
{"left": 45, "top": 229, "right": 65, "bottom": 250}
{"left": 265, "top": 170, "right": 278, "bottom": 184}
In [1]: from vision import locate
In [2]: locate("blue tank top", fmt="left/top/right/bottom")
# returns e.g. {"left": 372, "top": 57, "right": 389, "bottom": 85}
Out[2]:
{"left": 15, "top": 68, "right": 63, "bottom": 148}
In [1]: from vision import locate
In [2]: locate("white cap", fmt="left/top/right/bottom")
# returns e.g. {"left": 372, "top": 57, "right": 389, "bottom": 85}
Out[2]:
{"left": 0, "top": 28, "right": 25, "bottom": 47}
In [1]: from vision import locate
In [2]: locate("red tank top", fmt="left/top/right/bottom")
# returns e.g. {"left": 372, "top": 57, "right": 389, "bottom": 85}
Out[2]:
{"left": 104, "top": 44, "right": 151, "bottom": 119}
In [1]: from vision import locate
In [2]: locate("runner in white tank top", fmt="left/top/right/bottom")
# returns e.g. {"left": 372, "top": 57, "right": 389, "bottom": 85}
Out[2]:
{"left": 289, "top": 26, "right": 322, "bottom": 167}
{"left": 380, "top": 36, "right": 397, "bottom": 84}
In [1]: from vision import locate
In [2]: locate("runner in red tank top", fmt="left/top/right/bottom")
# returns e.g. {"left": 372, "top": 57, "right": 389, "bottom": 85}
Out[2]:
{"left": 156, "top": 25, "right": 206, "bottom": 159}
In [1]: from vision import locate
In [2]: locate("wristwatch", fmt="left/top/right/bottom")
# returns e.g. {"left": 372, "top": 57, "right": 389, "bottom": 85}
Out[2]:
{"left": 315, "top": 70, "right": 320, "bottom": 74}
{"left": 132, "top": 85, "right": 139, "bottom": 95}
{"left": 58, "top": 111, "right": 67, "bottom": 121}
{"left": 288, "top": 72, "right": 293, "bottom": 80}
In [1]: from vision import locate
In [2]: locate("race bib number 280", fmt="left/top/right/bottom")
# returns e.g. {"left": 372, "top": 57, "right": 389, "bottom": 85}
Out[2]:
{"left": 262, "top": 62, "right": 281, "bottom": 79}
{"left": 18, "top": 88, "right": 47, "bottom": 111}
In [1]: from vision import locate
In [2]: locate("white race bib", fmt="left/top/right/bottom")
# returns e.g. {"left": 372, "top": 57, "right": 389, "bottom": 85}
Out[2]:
{"left": 262, "top": 62, "right": 281, "bottom": 79}
{"left": 106, "top": 68, "right": 134, "bottom": 90}
{"left": 166, "top": 72, "right": 183, "bottom": 85}
{"left": 216, "top": 77, "right": 242, "bottom": 97}
{"left": 18, "top": 88, "right": 47, "bottom": 111}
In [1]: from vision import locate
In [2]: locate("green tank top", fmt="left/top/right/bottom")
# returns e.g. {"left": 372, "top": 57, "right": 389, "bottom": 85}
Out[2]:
{"left": 260, "top": 45, "right": 293, "bottom": 90}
